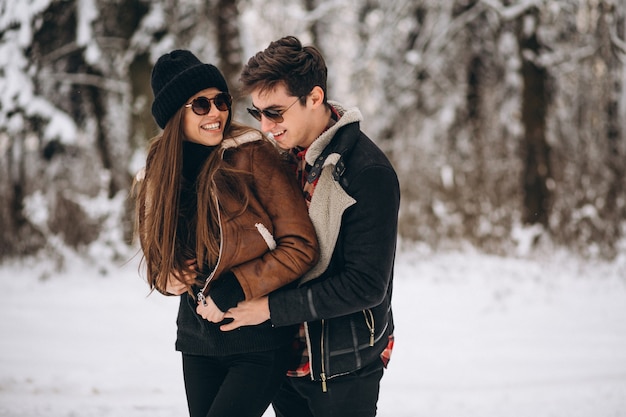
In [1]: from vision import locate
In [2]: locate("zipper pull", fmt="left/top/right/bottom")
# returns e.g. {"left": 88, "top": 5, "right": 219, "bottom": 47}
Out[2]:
{"left": 321, "top": 372, "right": 327, "bottom": 392}
{"left": 363, "top": 310, "right": 375, "bottom": 346}
{"left": 197, "top": 292, "right": 207, "bottom": 306}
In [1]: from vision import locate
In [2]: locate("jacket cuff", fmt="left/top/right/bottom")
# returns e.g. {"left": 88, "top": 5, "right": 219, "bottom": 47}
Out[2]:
{"left": 209, "top": 271, "right": 245, "bottom": 312}
{"left": 268, "top": 287, "right": 309, "bottom": 327}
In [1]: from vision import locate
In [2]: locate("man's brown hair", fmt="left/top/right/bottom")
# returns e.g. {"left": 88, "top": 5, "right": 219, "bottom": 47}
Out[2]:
{"left": 240, "top": 36, "right": 328, "bottom": 103}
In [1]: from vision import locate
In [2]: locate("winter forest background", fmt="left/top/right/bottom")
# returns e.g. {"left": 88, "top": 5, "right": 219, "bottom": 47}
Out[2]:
{"left": 0, "top": 0, "right": 625, "bottom": 267}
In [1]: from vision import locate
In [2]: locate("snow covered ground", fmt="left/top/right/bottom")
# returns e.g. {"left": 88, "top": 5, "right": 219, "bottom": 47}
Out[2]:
{"left": 1, "top": 247, "right": 625, "bottom": 417}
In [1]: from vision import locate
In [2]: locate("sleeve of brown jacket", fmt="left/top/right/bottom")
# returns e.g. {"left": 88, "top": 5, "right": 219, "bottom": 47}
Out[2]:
{"left": 228, "top": 139, "right": 319, "bottom": 300}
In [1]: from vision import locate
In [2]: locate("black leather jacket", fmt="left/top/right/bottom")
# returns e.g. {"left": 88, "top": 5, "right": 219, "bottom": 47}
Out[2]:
{"left": 268, "top": 102, "right": 400, "bottom": 389}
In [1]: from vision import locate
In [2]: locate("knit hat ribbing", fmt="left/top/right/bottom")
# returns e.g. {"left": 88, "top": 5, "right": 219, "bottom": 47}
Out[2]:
{"left": 150, "top": 50, "right": 229, "bottom": 129}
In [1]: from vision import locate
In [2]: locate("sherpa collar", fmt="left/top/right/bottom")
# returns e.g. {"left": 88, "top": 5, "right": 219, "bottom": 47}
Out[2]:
{"left": 304, "top": 101, "right": 362, "bottom": 166}
{"left": 221, "top": 130, "right": 263, "bottom": 149}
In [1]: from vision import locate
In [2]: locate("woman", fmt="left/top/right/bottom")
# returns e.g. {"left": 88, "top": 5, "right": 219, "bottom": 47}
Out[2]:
{"left": 134, "top": 50, "right": 318, "bottom": 417}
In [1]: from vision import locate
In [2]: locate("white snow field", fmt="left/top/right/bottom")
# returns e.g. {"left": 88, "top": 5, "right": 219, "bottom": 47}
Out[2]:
{"left": 1, "top": 248, "right": 625, "bottom": 417}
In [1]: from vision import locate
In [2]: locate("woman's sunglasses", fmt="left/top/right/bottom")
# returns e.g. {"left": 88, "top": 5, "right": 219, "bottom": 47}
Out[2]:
{"left": 246, "top": 96, "right": 301, "bottom": 123}
{"left": 185, "top": 93, "right": 232, "bottom": 115}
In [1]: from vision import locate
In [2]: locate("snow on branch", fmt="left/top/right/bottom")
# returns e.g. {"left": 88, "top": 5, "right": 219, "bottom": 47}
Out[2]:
{"left": 41, "top": 42, "right": 83, "bottom": 63}
{"left": 45, "top": 72, "right": 128, "bottom": 94}
{"left": 298, "top": 0, "right": 342, "bottom": 22}
{"left": 522, "top": 44, "right": 597, "bottom": 69}
{"left": 610, "top": 25, "right": 626, "bottom": 59}
{"left": 413, "top": 2, "right": 485, "bottom": 86}
{"left": 425, "top": 3, "right": 484, "bottom": 58}
{"left": 480, "top": 0, "right": 543, "bottom": 21}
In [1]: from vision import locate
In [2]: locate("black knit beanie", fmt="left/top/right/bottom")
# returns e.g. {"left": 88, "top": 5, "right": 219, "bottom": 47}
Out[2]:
{"left": 151, "top": 50, "right": 229, "bottom": 129}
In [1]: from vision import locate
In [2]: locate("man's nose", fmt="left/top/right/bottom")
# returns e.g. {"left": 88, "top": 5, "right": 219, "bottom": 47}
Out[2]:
{"left": 260, "top": 115, "right": 276, "bottom": 132}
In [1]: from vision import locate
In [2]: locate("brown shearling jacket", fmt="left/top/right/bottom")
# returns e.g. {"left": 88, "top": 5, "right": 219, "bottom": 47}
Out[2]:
{"left": 197, "top": 130, "right": 319, "bottom": 303}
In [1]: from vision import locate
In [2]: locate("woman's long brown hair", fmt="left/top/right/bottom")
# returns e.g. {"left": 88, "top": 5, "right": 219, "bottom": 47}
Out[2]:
{"left": 133, "top": 106, "right": 258, "bottom": 294}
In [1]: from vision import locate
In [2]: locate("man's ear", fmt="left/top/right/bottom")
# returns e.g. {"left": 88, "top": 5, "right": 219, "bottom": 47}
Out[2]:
{"left": 309, "top": 86, "right": 325, "bottom": 109}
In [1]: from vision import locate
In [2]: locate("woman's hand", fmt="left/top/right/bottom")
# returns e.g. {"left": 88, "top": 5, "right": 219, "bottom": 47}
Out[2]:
{"left": 196, "top": 295, "right": 226, "bottom": 323}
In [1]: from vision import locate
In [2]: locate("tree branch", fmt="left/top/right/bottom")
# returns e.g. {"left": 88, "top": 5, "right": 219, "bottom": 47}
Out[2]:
{"left": 610, "top": 25, "right": 626, "bottom": 59}
{"left": 44, "top": 72, "right": 128, "bottom": 93}
{"left": 480, "top": 0, "right": 543, "bottom": 21}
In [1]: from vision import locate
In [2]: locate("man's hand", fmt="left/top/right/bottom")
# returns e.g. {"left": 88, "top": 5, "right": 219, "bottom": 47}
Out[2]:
{"left": 221, "top": 296, "right": 270, "bottom": 331}
{"left": 196, "top": 295, "right": 226, "bottom": 323}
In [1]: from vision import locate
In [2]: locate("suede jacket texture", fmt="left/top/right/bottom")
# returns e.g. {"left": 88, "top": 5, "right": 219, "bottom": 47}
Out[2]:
{"left": 175, "top": 131, "right": 319, "bottom": 356}
{"left": 268, "top": 102, "right": 400, "bottom": 385}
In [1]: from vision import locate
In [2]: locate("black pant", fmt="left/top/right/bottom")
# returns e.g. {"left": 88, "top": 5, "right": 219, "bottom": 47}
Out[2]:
{"left": 272, "top": 359, "right": 384, "bottom": 417}
{"left": 182, "top": 345, "right": 291, "bottom": 417}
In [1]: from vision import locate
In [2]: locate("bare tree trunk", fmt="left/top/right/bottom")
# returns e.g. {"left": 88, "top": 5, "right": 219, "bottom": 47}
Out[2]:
{"left": 216, "top": 0, "right": 243, "bottom": 93}
{"left": 597, "top": 0, "right": 625, "bottom": 255}
{"left": 303, "top": 0, "right": 320, "bottom": 45}
{"left": 517, "top": 8, "right": 552, "bottom": 227}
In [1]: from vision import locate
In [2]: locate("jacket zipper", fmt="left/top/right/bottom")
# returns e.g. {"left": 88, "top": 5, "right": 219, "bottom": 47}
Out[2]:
{"left": 363, "top": 309, "right": 375, "bottom": 346}
{"left": 319, "top": 319, "right": 327, "bottom": 392}
{"left": 305, "top": 319, "right": 328, "bottom": 393}
{"left": 307, "top": 312, "right": 377, "bottom": 392}
{"left": 198, "top": 189, "right": 222, "bottom": 304}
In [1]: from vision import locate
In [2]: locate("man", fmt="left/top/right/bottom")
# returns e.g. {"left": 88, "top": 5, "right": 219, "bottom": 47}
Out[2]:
{"left": 222, "top": 36, "right": 400, "bottom": 417}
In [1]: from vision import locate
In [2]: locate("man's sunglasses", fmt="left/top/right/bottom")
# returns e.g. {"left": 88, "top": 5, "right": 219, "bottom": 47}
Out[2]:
{"left": 184, "top": 93, "right": 232, "bottom": 115}
{"left": 246, "top": 96, "right": 302, "bottom": 123}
